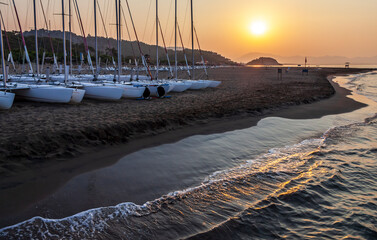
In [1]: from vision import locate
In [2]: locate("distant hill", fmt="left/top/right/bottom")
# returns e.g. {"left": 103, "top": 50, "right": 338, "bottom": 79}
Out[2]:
{"left": 238, "top": 52, "right": 377, "bottom": 65}
{"left": 23, "top": 29, "right": 237, "bottom": 66}
{"left": 247, "top": 57, "right": 281, "bottom": 65}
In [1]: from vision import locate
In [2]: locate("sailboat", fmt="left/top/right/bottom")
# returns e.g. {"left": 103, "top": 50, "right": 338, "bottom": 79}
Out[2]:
{"left": 98, "top": 0, "right": 148, "bottom": 99}
{"left": 190, "top": 1, "right": 220, "bottom": 88}
{"left": 8, "top": 0, "right": 76, "bottom": 104}
{"left": 154, "top": 2, "right": 191, "bottom": 93}
{"left": 122, "top": 0, "right": 167, "bottom": 98}
{"left": 193, "top": 26, "right": 221, "bottom": 88}
{"left": 67, "top": 0, "right": 123, "bottom": 101}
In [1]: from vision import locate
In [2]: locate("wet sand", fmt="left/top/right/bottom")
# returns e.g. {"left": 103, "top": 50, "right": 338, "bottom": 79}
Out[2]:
{"left": 0, "top": 67, "right": 371, "bottom": 227}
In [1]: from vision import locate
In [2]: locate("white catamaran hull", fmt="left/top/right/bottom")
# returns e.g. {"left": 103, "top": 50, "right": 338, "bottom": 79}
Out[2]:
{"left": 14, "top": 85, "right": 74, "bottom": 103}
{"left": 187, "top": 80, "right": 207, "bottom": 90}
{"left": 170, "top": 81, "right": 192, "bottom": 92}
{"left": 104, "top": 83, "right": 147, "bottom": 99}
{"left": 82, "top": 84, "right": 123, "bottom": 101}
{"left": 142, "top": 84, "right": 166, "bottom": 98}
{"left": 0, "top": 91, "right": 15, "bottom": 110}
{"left": 208, "top": 80, "right": 221, "bottom": 88}
{"left": 70, "top": 89, "right": 86, "bottom": 103}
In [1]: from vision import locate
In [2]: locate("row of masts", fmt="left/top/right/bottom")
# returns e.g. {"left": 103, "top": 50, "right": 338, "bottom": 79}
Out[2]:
{"left": 1, "top": 0, "right": 204, "bottom": 86}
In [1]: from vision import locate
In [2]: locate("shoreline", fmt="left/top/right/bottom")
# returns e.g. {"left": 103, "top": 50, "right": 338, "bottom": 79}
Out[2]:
{"left": 0, "top": 67, "right": 371, "bottom": 227}
{"left": 0, "top": 68, "right": 371, "bottom": 166}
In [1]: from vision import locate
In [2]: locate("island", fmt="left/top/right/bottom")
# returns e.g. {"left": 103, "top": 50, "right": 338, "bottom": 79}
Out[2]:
{"left": 246, "top": 57, "right": 282, "bottom": 65}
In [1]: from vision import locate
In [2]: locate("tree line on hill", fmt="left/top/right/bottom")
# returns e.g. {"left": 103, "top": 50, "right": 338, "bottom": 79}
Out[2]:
{"left": 0, "top": 29, "right": 238, "bottom": 67}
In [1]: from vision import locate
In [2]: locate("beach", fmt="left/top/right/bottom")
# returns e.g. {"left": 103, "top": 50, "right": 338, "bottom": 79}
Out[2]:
{"left": 0, "top": 67, "right": 369, "bottom": 169}
{"left": 0, "top": 67, "right": 373, "bottom": 228}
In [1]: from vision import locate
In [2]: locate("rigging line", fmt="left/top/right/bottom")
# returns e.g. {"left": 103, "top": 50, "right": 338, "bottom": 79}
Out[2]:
{"left": 39, "top": 0, "right": 56, "bottom": 55}
{"left": 5, "top": 1, "right": 8, "bottom": 30}
{"left": 0, "top": 10, "right": 12, "bottom": 53}
{"left": 8, "top": 0, "right": 22, "bottom": 62}
{"left": 168, "top": 0, "right": 179, "bottom": 47}
{"left": 141, "top": 0, "right": 152, "bottom": 40}
{"left": 73, "top": 0, "right": 88, "bottom": 51}
{"left": 73, "top": 2, "right": 83, "bottom": 37}
{"left": 11, "top": 0, "right": 28, "bottom": 50}
{"left": 158, "top": 19, "right": 173, "bottom": 77}
{"left": 0, "top": 8, "right": 16, "bottom": 70}
{"left": 147, "top": 20, "right": 156, "bottom": 55}
{"left": 88, "top": 0, "right": 94, "bottom": 37}
{"left": 97, "top": 1, "right": 111, "bottom": 48}
{"left": 51, "top": 0, "right": 56, "bottom": 31}
{"left": 103, "top": 0, "right": 111, "bottom": 38}
{"left": 103, "top": 0, "right": 109, "bottom": 25}
{"left": 24, "top": 0, "right": 31, "bottom": 31}
{"left": 124, "top": 0, "right": 153, "bottom": 79}
{"left": 121, "top": 6, "right": 136, "bottom": 59}
{"left": 84, "top": 0, "right": 90, "bottom": 35}
{"left": 177, "top": 22, "right": 191, "bottom": 78}
{"left": 164, "top": 0, "right": 173, "bottom": 38}
{"left": 182, "top": 0, "right": 189, "bottom": 35}
{"left": 11, "top": 0, "right": 33, "bottom": 72}
{"left": 194, "top": 25, "right": 208, "bottom": 78}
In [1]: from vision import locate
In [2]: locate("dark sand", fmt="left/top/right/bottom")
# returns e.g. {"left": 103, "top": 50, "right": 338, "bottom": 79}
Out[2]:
{"left": 0, "top": 67, "right": 371, "bottom": 227}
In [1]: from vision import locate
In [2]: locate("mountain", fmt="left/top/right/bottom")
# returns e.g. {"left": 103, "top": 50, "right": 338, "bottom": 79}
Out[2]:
{"left": 23, "top": 29, "right": 237, "bottom": 66}
{"left": 238, "top": 52, "right": 377, "bottom": 65}
{"left": 247, "top": 57, "right": 281, "bottom": 65}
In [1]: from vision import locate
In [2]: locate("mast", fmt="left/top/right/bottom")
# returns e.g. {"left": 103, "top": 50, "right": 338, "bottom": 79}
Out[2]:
{"left": 69, "top": 0, "right": 72, "bottom": 75}
{"left": 155, "top": 0, "right": 158, "bottom": 80}
{"left": 0, "top": 4, "right": 6, "bottom": 86}
{"left": 174, "top": 0, "right": 177, "bottom": 80}
{"left": 118, "top": 0, "right": 121, "bottom": 80}
{"left": 94, "top": 0, "right": 98, "bottom": 79}
{"left": 33, "top": 0, "right": 39, "bottom": 79}
{"left": 11, "top": 0, "right": 33, "bottom": 73}
{"left": 191, "top": 0, "right": 194, "bottom": 80}
{"left": 115, "top": 0, "right": 121, "bottom": 82}
{"left": 115, "top": 0, "right": 118, "bottom": 77}
{"left": 62, "top": 0, "right": 67, "bottom": 85}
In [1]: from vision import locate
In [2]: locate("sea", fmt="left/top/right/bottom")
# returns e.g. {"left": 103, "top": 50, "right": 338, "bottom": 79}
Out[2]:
{"left": 0, "top": 71, "right": 376, "bottom": 239}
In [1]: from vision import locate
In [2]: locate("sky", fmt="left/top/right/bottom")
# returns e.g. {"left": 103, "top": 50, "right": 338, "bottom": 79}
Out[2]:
{"left": 2, "top": 0, "right": 377, "bottom": 61}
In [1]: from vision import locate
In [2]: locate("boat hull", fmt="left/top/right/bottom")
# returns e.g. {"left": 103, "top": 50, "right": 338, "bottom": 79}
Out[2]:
{"left": 70, "top": 89, "right": 86, "bottom": 103}
{"left": 104, "top": 83, "right": 147, "bottom": 99}
{"left": 170, "top": 81, "right": 192, "bottom": 92}
{"left": 14, "top": 85, "right": 74, "bottom": 103}
{"left": 0, "top": 91, "right": 15, "bottom": 110}
{"left": 146, "top": 84, "right": 166, "bottom": 98}
{"left": 208, "top": 80, "right": 221, "bottom": 88}
{"left": 188, "top": 80, "right": 207, "bottom": 90}
{"left": 82, "top": 84, "right": 123, "bottom": 101}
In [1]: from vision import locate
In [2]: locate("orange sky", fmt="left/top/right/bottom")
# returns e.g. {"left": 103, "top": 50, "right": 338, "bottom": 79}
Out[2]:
{"left": 4, "top": 0, "right": 377, "bottom": 61}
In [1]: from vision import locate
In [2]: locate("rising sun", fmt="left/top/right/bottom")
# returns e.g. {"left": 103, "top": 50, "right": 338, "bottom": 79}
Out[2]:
{"left": 250, "top": 21, "right": 267, "bottom": 36}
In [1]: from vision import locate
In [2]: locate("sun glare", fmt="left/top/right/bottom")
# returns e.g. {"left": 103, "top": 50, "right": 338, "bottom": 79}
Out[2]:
{"left": 250, "top": 21, "right": 267, "bottom": 36}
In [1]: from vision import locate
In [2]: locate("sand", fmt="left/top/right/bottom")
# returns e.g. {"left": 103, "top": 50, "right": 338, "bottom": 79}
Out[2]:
{"left": 0, "top": 66, "right": 372, "bottom": 227}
